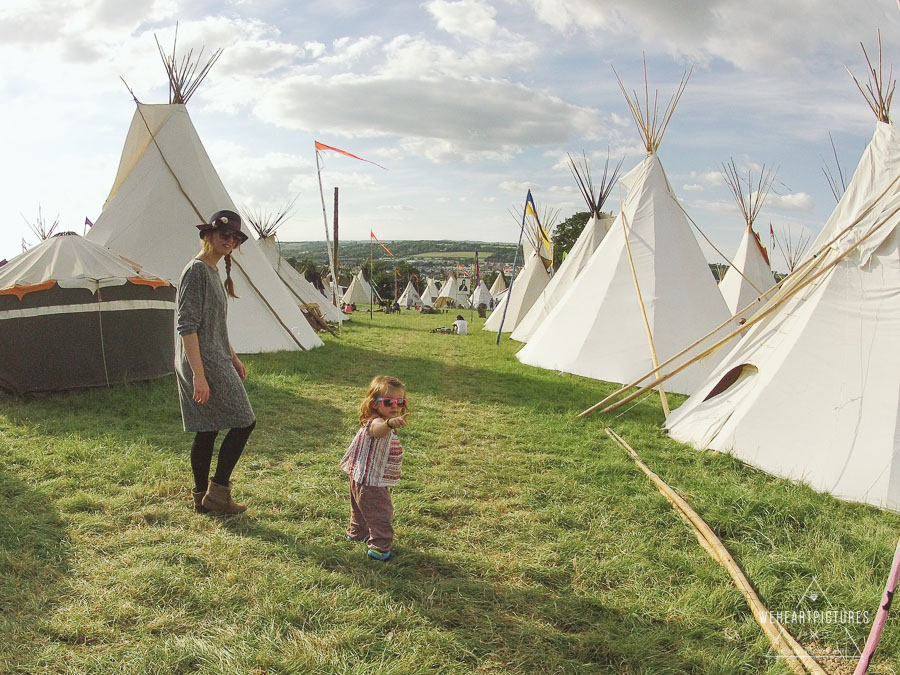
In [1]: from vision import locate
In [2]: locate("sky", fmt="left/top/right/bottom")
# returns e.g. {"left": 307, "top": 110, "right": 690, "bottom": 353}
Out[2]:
{"left": 2, "top": 1, "right": 900, "bottom": 273}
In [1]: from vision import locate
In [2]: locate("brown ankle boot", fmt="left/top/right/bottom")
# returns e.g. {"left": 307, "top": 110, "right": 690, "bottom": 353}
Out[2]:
{"left": 200, "top": 480, "right": 247, "bottom": 515}
{"left": 192, "top": 489, "right": 211, "bottom": 514}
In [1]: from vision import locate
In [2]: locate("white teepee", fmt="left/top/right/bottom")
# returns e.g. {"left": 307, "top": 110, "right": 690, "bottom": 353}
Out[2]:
{"left": 489, "top": 272, "right": 507, "bottom": 298}
{"left": 511, "top": 153, "right": 622, "bottom": 342}
{"left": 256, "top": 236, "right": 346, "bottom": 323}
{"left": 421, "top": 277, "right": 440, "bottom": 307}
{"left": 516, "top": 71, "right": 731, "bottom": 395}
{"left": 397, "top": 280, "right": 423, "bottom": 308}
{"left": 86, "top": 44, "right": 322, "bottom": 353}
{"left": 667, "top": 69, "right": 900, "bottom": 510}
{"left": 483, "top": 251, "right": 550, "bottom": 333}
{"left": 435, "top": 273, "right": 471, "bottom": 308}
{"left": 342, "top": 269, "right": 377, "bottom": 305}
{"left": 716, "top": 161, "right": 777, "bottom": 317}
{"left": 470, "top": 279, "right": 492, "bottom": 308}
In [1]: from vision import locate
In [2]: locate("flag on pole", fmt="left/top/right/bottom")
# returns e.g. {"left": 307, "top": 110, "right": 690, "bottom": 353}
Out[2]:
{"left": 371, "top": 230, "right": 394, "bottom": 256}
{"left": 525, "top": 190, "right": 553, "bottom": 267}
{"left": 315, "top": 141, "right": 388, "bottom": 170}
{"left": 85, "top": 217, "right": 93, "bottom": 228}
{"left": 474, "top": 250, "right": 480, "bottom": 282}
{"left": 456, "top": 263, "right": 470, "bottom": 277}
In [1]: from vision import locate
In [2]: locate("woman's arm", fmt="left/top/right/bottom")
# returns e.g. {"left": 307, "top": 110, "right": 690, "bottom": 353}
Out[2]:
{"left": 181, "top": 333, "right": 210, "bottom": 403}
{"left": 230, "top": 344, "right": 247, "bottom": 380}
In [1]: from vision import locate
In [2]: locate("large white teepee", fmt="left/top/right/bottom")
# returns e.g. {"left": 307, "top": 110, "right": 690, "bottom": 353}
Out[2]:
{"left": 511, "top": 153, "right": 621, "bottom": 342}
{"left": 397, "top": 280, "right": 423, "bottom": 308}
{"left": 516, "top": 72, "right": 731, "bottom": 395}
{"left": 489, "top": 272, "right": 507, "bottom": 298}
{"left": 483, "top": 251, "right": 550, "bottom": 333}
{"left": 421, "top": 277, "right": 440, "bottom": 307}
{"left": 86, "top": 102, "right": 322, "bottom": 353}
{"left": 716, "top": 161, "right": 777, "bottom": 317}
{"left": 256, "top": 236, "right": 345, "bottom": 323}
{"left": 668, "top": 116, "right": 900, "bottom": 512}
{"left": 470, "top": 279, "right": 492, "bottom": 308}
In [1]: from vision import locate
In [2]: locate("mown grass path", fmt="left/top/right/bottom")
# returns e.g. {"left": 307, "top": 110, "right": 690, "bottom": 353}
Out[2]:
{"left": 1, "top": 310, "right": 898, "bottom": 673}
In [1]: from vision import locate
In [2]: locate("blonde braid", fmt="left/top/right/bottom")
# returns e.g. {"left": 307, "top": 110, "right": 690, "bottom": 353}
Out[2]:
{"left": 224, "top": 253, "right": 238, "bottom": 298}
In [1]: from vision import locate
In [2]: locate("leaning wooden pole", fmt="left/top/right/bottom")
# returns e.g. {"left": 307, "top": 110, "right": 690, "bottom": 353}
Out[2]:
{"left": 853, "top": 536, "right": 900, "bottom": 675}
{"left": 605, "top": 428, "right": 825, "bottom": 675}
{"left": 316, "top": 147, "right": 340, "bottom": 319}
{"left": 619, "top": 203, "right": 670, "bottom": 416}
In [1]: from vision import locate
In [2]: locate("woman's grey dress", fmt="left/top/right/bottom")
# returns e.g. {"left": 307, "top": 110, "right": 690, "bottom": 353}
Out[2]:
{"left": 175, "top": 259, "right": 255, "bottom": 432}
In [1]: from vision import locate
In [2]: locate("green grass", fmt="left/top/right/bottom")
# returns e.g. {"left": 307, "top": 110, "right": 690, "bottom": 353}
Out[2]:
{"left": 413, "top": 251, "right": 487, "bottom": 260}
{"left": 1, "top": 310, "right": 898, "bottom": 674}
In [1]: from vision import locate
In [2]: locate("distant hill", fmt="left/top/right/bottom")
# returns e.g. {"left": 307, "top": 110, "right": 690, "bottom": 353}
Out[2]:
{"left": 277, "top": 240, "right": 520, "bottom": 265}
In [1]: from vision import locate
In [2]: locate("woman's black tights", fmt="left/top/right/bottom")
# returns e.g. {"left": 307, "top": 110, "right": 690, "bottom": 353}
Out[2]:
{"left": 191, "top": 421, "right": 256, "bottom": 492}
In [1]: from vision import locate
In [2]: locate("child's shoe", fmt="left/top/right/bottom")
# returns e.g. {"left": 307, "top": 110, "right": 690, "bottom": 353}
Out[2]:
{"left": 367, "top": 549, "right": 393, "bottom": 561}
{"left": 346, "top": 534, "right": 370, "bottom": 543}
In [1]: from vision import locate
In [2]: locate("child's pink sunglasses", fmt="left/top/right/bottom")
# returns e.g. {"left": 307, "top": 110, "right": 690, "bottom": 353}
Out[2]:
{"left": 376, "top": 397, "right": 406, "bottom": 407}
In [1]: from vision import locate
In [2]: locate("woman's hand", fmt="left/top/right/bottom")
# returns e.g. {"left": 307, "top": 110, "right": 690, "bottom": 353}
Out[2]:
{"left": 193, "top": 373, "right": 210, "bottom": 404}
{"left": 232, "top": 354, "right": 246, "bottom": 380}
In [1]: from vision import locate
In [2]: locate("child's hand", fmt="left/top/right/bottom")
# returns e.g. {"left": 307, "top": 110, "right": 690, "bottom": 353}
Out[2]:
{"left": 389, "top": 413, "right": 409, "bottom": 430}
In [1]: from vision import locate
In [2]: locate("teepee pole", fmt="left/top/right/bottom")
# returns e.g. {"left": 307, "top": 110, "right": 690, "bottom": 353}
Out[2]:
{"left": 315, "top": 148, "right": 341, "bottom": 331}
{"left": 495, "top": 191, "right": 530, "bottom": 343}
{"left": 619, "top": 201, "right": 670, "bottom": 416}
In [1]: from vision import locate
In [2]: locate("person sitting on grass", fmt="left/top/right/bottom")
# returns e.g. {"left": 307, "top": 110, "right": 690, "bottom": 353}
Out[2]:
{"left": 340, "top": 375, "right": 408, "bottom": 561}
{"left": 451, "top": 314, "right": 468, "bottom": 335}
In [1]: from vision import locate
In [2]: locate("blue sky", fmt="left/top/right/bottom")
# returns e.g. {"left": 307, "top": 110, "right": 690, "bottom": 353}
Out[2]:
{"left": 2, "top": 0, "right": 900, "bottom": 273}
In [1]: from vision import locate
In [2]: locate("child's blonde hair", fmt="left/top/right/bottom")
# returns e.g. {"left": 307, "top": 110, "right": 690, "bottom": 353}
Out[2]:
{"left": 359, "top": 375, "right": 407, "bottom": 425}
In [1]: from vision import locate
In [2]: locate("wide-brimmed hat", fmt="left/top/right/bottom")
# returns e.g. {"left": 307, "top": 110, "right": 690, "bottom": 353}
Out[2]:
{"left": 196, "top": 209, "right": 248, "bottom": 244}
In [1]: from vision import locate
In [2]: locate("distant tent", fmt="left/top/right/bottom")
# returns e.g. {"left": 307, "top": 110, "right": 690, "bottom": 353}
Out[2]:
{"left": 470, "top": 279, "right": 492, "bottom": 308}
{"left": 397, "top": 280, "right": 423, "bottom": 308}
{"left": 435, "top": 273, "right": 471, "bottom": 308}
{"left": 421, "top": 277, "right": 440, "bottom": 307}
{"left": 0, "top": 232, "right": 175, "bottom": 394}
{"left": 86, "top": 36, "right": 322, "bottom": 353}
{"left": 667, "top": 53, "right": 900, "bottom": 511}
{"left": 489, "top": 272, "right": 507, "bottom": 298}
{"left": 716, "top": 160, "right": 777, "bottom": 317}
{"left": 255, "top": 236, "right": 346, "bottom": 324}
{"left": 511, "top": 152, "right": 622, "bottom": 342}
{"left": 483, "top": 250, "right": 550, "bottom": 333}
{"left": 342, "top": 270, "right": 378, "bottom": 305}
{"left": 516, "top": 68, "right": 732, "bottom": 395}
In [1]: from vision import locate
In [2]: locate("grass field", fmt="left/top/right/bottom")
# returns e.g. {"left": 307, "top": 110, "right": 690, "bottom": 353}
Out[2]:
{"left": 1, "top": 310, "right": 898, "bottom": 674}
{"left": 411, "top": 252, "right": 490, "bottom": 260}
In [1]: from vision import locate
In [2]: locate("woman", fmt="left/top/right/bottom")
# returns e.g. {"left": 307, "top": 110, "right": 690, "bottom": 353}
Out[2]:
{"left": 176, "top": 209, "right": 256, "bottom": 515}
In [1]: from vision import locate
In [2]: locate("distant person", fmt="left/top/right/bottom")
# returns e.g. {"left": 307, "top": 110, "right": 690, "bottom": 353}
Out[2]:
{"left": 393, "top": 300, "right": 400, "bottom": 313}
{"left": 340, "top": 375, "right": 409, "bottom": 561}
{"left": 451, "top": 314, "right": 468, "bottom": 335}
{"left": 176, "top": 209, "right": 255, "bottom": 516}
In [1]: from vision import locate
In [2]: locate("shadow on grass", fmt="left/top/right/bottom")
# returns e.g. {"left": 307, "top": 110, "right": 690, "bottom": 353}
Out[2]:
{"left": 0, "top": 470, "right": 70, "bottom": 667}
{"left": 220, "top": 515, "right": 746, "bottom": 672}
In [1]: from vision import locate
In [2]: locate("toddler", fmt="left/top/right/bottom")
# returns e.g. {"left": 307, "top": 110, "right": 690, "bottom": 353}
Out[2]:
{"left": 340, "top": 375, "right": 408, "bottom": 561}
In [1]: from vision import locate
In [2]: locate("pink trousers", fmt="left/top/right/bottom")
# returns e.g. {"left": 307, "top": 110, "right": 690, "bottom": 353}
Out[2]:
{"left": 347, "top": 479, "right": 394, "bottom": 552}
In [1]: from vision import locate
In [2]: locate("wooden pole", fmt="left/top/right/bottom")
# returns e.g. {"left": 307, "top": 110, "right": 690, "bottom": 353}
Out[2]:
{"left": 619, "top": 200, "right": 670, "bottom": 417}
{"left": 584, "top": 194, "right": 900, "bottom": 417}
{"left": 333, "top": 186, "right": 339, "bottom": 301}
{"left": 370, "top": 233, "right": 374, "bottom": 319}
{"left": 605, "top": 428, "right": 824, "bottom": 675}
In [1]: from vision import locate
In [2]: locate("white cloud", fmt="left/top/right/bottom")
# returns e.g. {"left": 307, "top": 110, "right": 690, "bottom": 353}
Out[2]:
{"left": 321, "top": 35, "right": 383, "bottom": 65}
{"left": 767, "top": 192, "right": 814, "bottom": 212}
{"left": 682, "top": 183, "right": 704, "bottom": 192}
{"left": 426, "top": 0, "right": 499, "bottom": 42}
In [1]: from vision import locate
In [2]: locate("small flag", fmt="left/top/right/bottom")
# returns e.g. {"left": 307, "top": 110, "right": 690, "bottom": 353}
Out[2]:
{"left": 316, "top": 141, "right": 387, "bottom": 170}
{"left": 371, "top": 230, "right": 394, "bottom": 256}
{"left": 474, "top": 250, "right": 480, "bottom": 282}
{"left": 525, "top": 190, "right": 553, "bottom": 267}
{"left": 456, "top": 263, "right": 470, "bottom": 277}
{"left": 21, "top": 238, "right": 27, "bottom": 252}
{"left": 85, "top": 217, "right": 93, "bottom": 228}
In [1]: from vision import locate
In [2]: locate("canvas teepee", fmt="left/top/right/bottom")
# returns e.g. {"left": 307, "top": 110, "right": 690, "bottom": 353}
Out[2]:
{"left": 397, "top": 279, "right": 423, "bottom": 308}
{"left": 0, "top": 232, "right": 175, "bottom": 394}
{"left": 342, "top": 269, "right": 377, "bottom": 305}
{"left": 716, "top": 160, "right": 777, "bottom": 317}
{"left": 435, "top": 272, "right": 472, "bottom": 308}
{"left": 421, "top": 277, "right": 440, "bottom": 307}
{"left": 86, "top": 35, "right": 323, "bottom": 353}
{"left": 667, "top": 44, "right": 900, "bottom": 511}
{"left": 511, "top": 152, "right": 622, "bottom": 342}
{"left": 489, "top": 272, "right": 507, "bottom": 298}
{"left": 470, "top": 278, "right": 492, "bottom": 308}
{"left": 516, "top": 68, "right": 732, "bottom": 395}
{"left": 243, "top": 203, "right": 346, "bottom": 325}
